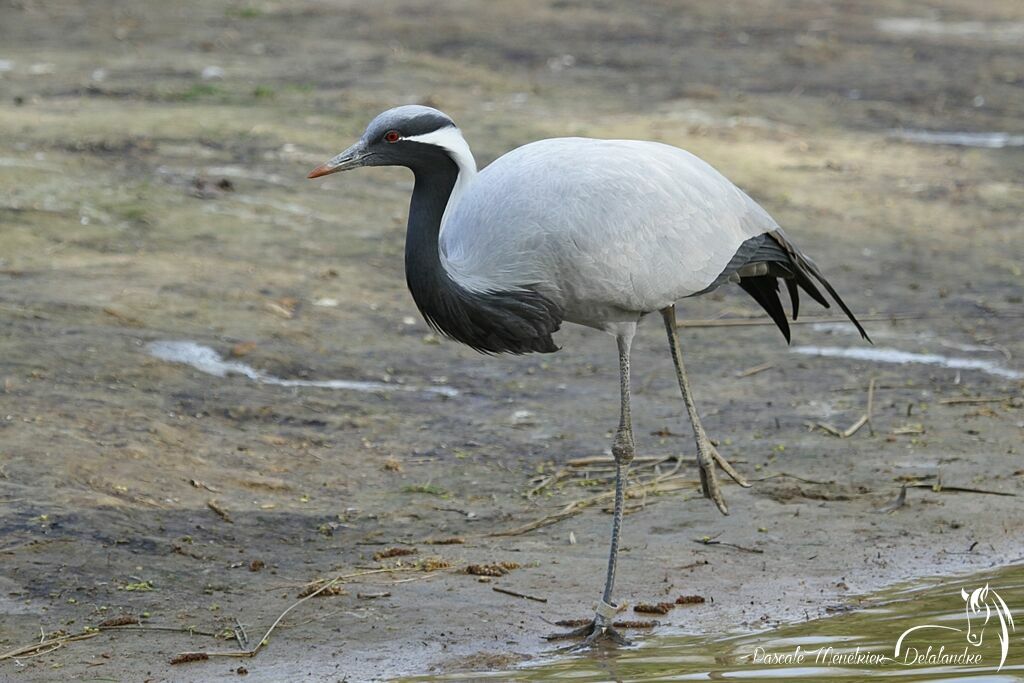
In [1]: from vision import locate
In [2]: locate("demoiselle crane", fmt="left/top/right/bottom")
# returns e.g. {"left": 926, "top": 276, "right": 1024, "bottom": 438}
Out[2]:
{"left": 308, "top": 106, "right": 869, "bottom": 646}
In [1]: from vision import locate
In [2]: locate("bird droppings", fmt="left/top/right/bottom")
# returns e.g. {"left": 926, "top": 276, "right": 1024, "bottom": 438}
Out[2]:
{"left": 554, "top": 618, "right": 656, "bottom": 629}
{"left": 96, "top": 615, "right": 141, "bottom": 627}
{"left": 791, "top": 345, "right": 1023, "bottom": 380}
{"left": 147, "top": 340, "right": 459, "bottom": 396}
{"left": 118, "top": 581, "right": 154, "bottom": 592}
{"left": 613, "top": 619, "right": 657, "bottom": 629}
{"left": 402, "top": 483, "right": 450, "bottom": 497}
{"left": 357, "top": 591, "right": 391, "bottom": 600}
{"left": 465, "top": 562, "right": 520, "bottom": 577}
{"left": 374, "top": 547, "right": 418, "bottom": 561}
{"left": 418, "top": 557, "right": 453, "bottom": 571}
{"left": 675, "top": 594, "right": 706, "bottom": 605}
{"left": 296, "top": 582, "right": 348, "bottom": 598}
{"left": 634, "top": 602, "right": 676, "bottom": 615}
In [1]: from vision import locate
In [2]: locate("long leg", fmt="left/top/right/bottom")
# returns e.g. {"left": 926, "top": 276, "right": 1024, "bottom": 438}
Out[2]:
{"left": 661, "top": 305, "right": 750, "bottom": 514}
{"left": 547, "top": 327, "right": 635, "bottom": 647}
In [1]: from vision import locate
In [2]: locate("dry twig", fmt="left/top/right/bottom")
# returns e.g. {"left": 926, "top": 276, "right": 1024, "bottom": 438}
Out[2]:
{"left": 206, "top": 500, "right": 233, "bottom": 523}
{"left": 939, "top": 396, "right": 1014, "bottom": 405}
{"left": 494, "top": 459, "right": 696, "bottom": 537}
{"left": 492, "top": 586, "right": 548, "bottom": 603}
{"left": 878, "top": 485, "right": 908, "bottom": 514}
{"left": 754, "top": 472, "right": 835, "bottom": 486}
{"left": 906, "top": 483, "right": 1014, "bottom": 497}
{"left": 0, "top": 632, "right": 100, "bottom": 662}
{"left": 735, "top": 362, "right": 775, "bottom": 378}
{"left": 693, "top": 533, "right": 763, "bottom": 554}
{"left": 173, "top": 575, "right": 347, "bottom": 663}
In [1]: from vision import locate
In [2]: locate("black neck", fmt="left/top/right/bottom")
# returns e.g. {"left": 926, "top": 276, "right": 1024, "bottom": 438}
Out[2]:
{"left": 401, "top": 150, "right": 562, "bottom": 355}
{"left": 404, "top": 154, "right": 460, "bottom": 309}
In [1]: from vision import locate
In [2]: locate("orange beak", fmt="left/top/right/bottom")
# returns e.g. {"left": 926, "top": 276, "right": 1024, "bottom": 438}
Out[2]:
{"left": 307, "top": 163, "right": 337, "bottom": 179}
{"left": 306, "top": 142, "right": 368, "bottom": 179}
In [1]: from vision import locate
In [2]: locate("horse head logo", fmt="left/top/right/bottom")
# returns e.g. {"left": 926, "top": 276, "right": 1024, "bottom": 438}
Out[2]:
{"left": 962, "top": 584, "right": 1015, "bottom": 667}
{"left": 896, "top": 583, "right": 1016, "bottom": 672}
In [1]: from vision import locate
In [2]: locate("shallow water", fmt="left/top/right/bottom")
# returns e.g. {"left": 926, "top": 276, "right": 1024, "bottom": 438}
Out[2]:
{"left": 876, "top": 18, "right": 1024, "bottom": 44}
{"left": 413, "top": 564, "right": 1024, "bottom": 682}
{"left": 146, "top": 340, "right": 459, "bottom": 397}
{"left": 889, "top": 130, "right": 1024, "bottom": 148}
{"left": 791, "top": 345, "right": 1022, "bottom": 380}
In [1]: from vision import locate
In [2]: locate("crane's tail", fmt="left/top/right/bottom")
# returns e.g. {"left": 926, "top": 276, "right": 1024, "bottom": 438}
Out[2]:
{"left": 734, "top": 230, "right": 870, "bottom": 344}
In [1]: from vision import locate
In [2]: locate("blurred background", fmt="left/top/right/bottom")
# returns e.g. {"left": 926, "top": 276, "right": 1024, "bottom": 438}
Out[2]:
{"left": 1, "top": 1, "right": 1022, "bottom": 681}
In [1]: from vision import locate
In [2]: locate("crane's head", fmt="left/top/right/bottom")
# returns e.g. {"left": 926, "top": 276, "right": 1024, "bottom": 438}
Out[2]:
{"left": 307, "top": 105, "right": 475, "bottom": 178}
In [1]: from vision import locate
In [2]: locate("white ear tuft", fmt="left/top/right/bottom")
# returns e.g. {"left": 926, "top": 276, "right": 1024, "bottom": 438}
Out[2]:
{"left": 404, "top": 127, "right": 478, "bottom": 177}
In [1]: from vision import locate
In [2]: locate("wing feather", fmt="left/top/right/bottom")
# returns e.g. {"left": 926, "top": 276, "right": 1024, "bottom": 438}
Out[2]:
{"left": 441, "top": 138, "right": 777, "bottom": 320}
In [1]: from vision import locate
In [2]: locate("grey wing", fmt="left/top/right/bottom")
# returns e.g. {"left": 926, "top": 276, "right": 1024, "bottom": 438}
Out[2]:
{"left": 440, "top": 138, "right": 778, "bottom": 315}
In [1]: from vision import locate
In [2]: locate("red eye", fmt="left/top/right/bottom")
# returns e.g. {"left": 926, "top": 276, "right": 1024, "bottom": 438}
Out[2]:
{"left": 384, "top": 130, "right": 400, "bottom": 143}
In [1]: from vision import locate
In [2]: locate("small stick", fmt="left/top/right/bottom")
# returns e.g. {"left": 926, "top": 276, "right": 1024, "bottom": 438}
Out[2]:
{"left": 753, "top": 472, "right": 835, "bottom": 486}
{"left": 878, "top": 485, "right": 907, "bottom": 514}
{"left": 566, "top": 455, "right": 673, "bottom": 467}
{"left": 735, "top": 362, "right": 775, "bottom": 378}
{"left": 842, "top": 414, "right": 869, "bottom": 439}
{"left": 432, "top": 506, "right": 476, "bottom": 518}
{"left": 0, "top": 632, "right": 100, "bottom": 662}
{"left": 678, "top": 560, "right": 711, "bottom": 570}
{"left": 527, "top": 468, "right": 568, "bottom": 498}
{"left": 693, "top": 534, "right": 763, "bottom": 554}
{"left": 387, "top": 572, "right": 438, "bottom": 585}
{"left": 100, "top": 625, "right": 219, "bottom": 637}
{"left": 492, "top": 586, "right": 548, "bottom": 603}
{"left": 866, "top": 377, "right": 876, "bottom": 436}
{"left": 174, "top": 574, "right": 349, "bottom": 662}
{"left": 814, "top": 422, "right": 844, "bottom": 437}
{"left": 207, "top": 500, "right": 233, "bottom": 523}
{"left": 291, "top": 566, "right": 420, "bottom": 590}
{"left": 939, "top": 396, "right": 1014, "bottom": 405}
{"left": 906, "top": 483, "right": 1015, "bottom": 497}
{"left": 234, "top": 618, "right": 248, "bottom": 648}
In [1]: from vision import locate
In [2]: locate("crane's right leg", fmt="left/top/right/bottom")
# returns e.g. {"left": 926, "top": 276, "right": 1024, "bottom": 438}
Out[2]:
{"left": 661, "top": 305, "right": 750, "bottom": 514}
{"left": 546, "top": 327, "right": 635, "bottom": 648}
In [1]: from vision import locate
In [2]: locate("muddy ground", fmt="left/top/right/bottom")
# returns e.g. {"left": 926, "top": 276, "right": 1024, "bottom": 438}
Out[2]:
{"left": 1, "top": 1, "right": 1023, "bottom": 681}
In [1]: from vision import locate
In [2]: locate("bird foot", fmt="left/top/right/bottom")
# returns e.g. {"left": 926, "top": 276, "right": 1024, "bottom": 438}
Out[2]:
{"left": 695, "top": 435, "right": 750, "bottom": 515}
{"left": 545, "top": 619, "right": 632, "bottom": 649}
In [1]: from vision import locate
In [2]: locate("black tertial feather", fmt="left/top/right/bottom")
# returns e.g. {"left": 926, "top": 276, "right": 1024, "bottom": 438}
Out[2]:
{"left": 784, "top": 277, "right": 800, "bottom": 319}
{"left": 767, "top": 230, "right": 870, "bottom": 342}
{"left": 739, "top": 276, "right": 791, "bottom": 343}
{"left": 704, "top": 230, "right": 870, "bottom": 343}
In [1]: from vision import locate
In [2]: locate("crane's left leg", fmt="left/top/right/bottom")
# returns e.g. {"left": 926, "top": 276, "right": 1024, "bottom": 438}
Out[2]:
{"left": 546, "top": 328, "right": 635, "bottom": 647}
{"left": 661, "top": 305, "right": 750, "bottom": 514}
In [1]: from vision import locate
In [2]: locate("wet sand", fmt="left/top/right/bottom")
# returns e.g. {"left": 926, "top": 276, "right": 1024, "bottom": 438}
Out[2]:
{"left": 1, "top": 1, "right": 1022, "bottom": 681}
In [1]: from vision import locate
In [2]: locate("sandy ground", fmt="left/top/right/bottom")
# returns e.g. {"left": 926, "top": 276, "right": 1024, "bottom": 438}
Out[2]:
{"left": 1, "top": 1, "right": 1023, "bottom": 681}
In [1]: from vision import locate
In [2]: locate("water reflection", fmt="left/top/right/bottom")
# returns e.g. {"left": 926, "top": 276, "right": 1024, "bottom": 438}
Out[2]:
{"left": 411, "top": 564, "right": 1023, "bottom": 682}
